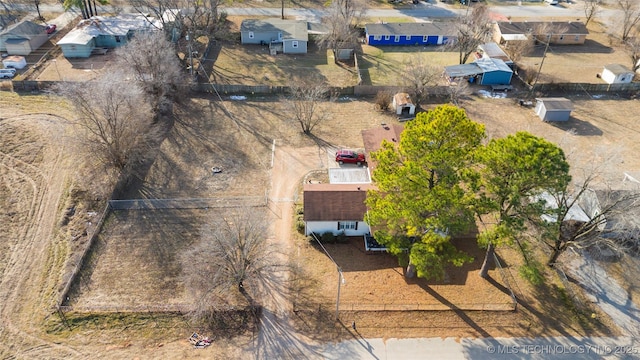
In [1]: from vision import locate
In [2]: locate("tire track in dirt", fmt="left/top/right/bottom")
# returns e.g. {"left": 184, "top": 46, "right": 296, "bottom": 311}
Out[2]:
{"left": 0, "top": 115, "right": 82, "bottom": 358}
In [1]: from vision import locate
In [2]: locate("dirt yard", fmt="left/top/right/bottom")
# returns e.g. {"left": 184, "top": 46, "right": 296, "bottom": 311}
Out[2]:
{"left": 2, "top": 89, "right": 640, "bottom": 357}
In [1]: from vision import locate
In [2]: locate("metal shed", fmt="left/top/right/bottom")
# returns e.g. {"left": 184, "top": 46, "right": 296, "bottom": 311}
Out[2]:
{"left": 535, "top": 98, "right": 573, "bottom": 122}
{"left": 444, "top": 58, "right": 512, "bottom": 85}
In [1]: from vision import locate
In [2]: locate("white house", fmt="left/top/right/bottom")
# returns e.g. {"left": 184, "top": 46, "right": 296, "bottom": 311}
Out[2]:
{"left": 601, "top": 64, "right": 634, "bottom": 84}
{"left": 303, "top": 183, "right": 371, "bottom": 236}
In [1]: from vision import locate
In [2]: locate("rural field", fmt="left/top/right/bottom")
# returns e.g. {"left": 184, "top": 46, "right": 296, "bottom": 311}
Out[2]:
{"left": 3, "top": 86, "right": 640, "bottom": 358}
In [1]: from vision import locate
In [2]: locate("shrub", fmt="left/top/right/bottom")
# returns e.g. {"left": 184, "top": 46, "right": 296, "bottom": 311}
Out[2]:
{"left": 336, "top": 231, "right": 348, "bottom": 244}
{"left": 374, "top": 91, "right": 392, "bottom": 111}
{"left": 295, "top": 218, "right": 305, "bottom": 234}
{"left": 321, "top": 231, "right": 336, "bottom": 244}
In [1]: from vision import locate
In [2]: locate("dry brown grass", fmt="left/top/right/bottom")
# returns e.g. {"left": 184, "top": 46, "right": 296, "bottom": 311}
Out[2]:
{"left": 3, "top": 90, "right": 640, "bottom": 357}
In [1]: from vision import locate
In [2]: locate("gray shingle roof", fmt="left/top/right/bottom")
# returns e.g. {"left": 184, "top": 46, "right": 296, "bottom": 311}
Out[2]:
{"left": 536, "top": 98, "right": 573, "bottom": 111}
{"left": 240, "top": 19, "right": 308, "bottom": 41}
{"left": 497, "top": 21, "right": 589, "bottom": 35}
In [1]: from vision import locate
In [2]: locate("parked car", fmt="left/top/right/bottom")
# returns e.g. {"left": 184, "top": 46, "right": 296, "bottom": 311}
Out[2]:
{"left": 0, "top": 68, "right": 16, "bottom": 79}
{"left": 46, "top": 24, "right": 57, "bottom": 34}
{"left": 336, "top": 150, "right": 366, "bottom": 165}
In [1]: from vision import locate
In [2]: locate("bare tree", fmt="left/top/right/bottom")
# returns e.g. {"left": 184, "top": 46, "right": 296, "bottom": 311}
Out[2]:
{"left": 615, "top": 0, "right": 640, "bottom": 41}
{"left": 129, "top": 0, "right": 227, "bottom": 38}
{"left": 112, "top": 31, "right": 187, "bottom": 113}
{"left": 52, "top": 74, "right": 152, "bottom": 170}
{"left": 282, "top": 77, "right": 334, "bottom": 135}
{"left": 401, "top": 55, "right": 439, "bottom": 107}
{"left": 447, "top": 80, "right": 471, "bottom": 106}
{"left": 624, "top": 35, "right": 640, "bottom": 72}
{"left": 317, "top": 0, "right": 367, "bottom": 63}
{"left": 502, "top": 36, "right": 534, "bottom": 63}
{"left": 529, "top": 23, "right": 569, "bottom": 95}
{"left": 451, "top": 4, "right": 494, "bottom": 64}
{"left": 539, "top": 180, "right": 640, "bottom": 267}
{"left": 181, "top": 208, "right": 282, "bottom": 318}
{"left": 583, "top": 0, "right": 601, "bottom": 27}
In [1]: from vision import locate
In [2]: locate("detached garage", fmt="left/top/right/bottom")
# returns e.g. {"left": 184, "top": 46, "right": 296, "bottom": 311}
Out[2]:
{"left": 535, "top": 98, "right": 573, "bottom": 122}
{"left": 0, "top": 20, "right": 47, "bottom": 55}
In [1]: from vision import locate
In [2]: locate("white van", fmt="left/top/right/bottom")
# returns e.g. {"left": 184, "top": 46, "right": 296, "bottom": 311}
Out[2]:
{"left": 544, "top": 0, "right": 559, "bottom": 4}
{"left": 0, "top": 68, "right": 16, "bottom": 79}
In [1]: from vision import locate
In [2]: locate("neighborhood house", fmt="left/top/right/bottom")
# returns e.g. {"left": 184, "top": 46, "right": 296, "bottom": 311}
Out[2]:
{"left": 303, "top": 183, "right": 371, "bottom": 236}
{"left": 364, "top": 22, "right": 455, "bottom": 46}
{"left": 493, "top": 21, "right": 589, "bottom": 45}
{"left": 57, "top": 14, "right": 162, "bottom": 58}
{"left": 0, "top": 20, "right": 48, "bottom": 55}
{"left": 240, "top": 19, "right": 308, "bottom": 54}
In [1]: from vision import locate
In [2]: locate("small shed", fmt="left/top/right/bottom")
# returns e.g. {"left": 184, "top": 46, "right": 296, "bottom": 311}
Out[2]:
{"left": 392, "top": 93, "right": 415, "bottom": 115}
{"left": 535, "top": 97, "right": 573, "bottom": 122}
{"left": 601, "top": 64, "right": 634, "bottom": 84}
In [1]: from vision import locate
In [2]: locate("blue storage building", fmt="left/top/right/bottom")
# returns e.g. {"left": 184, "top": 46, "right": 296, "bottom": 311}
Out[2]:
{"left": 444, "top": 58, "right": 513, "bottom": 86}
{"left": 365, "top": 22, "right": 456, "bottom": 46}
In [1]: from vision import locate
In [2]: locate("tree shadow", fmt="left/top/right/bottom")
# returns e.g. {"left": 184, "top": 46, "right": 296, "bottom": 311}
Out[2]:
{"left": 419, "top": 285, "right": 492, "bottom": 337}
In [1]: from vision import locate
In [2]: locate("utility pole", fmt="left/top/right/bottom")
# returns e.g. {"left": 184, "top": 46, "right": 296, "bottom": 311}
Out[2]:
{"left": 186, "top": 32, "right": 194, "bottom": 77}
{"left": 335, "top": 267, "right": 344, "bottom": 321}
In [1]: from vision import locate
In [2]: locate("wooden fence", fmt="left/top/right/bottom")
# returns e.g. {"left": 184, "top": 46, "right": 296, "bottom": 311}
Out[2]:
{"left": 8, "top": 79, "right": 640, "bottom": 97}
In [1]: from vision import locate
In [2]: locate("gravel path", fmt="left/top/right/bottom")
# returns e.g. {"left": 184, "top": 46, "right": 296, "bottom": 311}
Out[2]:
{"left": 567, "top": 252, "right": 640, "bottom": 338}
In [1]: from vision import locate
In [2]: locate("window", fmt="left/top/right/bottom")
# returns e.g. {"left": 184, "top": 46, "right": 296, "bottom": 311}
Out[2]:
{"left": 374, "top": 35, "right": 381, "bottom": 40}
{"left": 248, "top": 31, "right": 254, "bottom": 39}
{"left": 575, "top": 35, "right": 580, "bottom": 41}
{"left": 338, "top": 221, "right": 357, "bottom": 230}
{"left": 406, "top": 35, "right": 411, "bottom": 41}
{"left": 384, "top": 35, "right": 390, "bottom": 40}
{"left": 292, "top": 40, "right": 298, "bottom": 48}
{"left": 394, "top": 36, "right": 400, "bottom": 42}
{"left": 278, "top": 32, "right": 283, "bottom": 40}
{"left": 423, "top": 35, "right": 428, "bottom": 42}
{"left": 115, "top": 36, "right": 121, "bottom": 43}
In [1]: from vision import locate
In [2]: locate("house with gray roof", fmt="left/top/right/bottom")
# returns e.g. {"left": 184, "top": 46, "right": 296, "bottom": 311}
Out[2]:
{"left": 57, "top": 14, "right": 162, "bottom": 58}
{"left": 365, "top": 22, "right": 456, "bottom": 46}
{"left": 0, "top": 20, "right": 48, "bottom": 55}
{"left": 240, "top": 19, "right": 308, "bottom": 54}
{"left": 493, "top": 21, "right": 589, "bottom": 45}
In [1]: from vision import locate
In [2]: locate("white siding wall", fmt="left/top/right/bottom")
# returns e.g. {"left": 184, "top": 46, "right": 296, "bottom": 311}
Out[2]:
{"left": 305, "top": 221, "right": 370, "bottom": 236}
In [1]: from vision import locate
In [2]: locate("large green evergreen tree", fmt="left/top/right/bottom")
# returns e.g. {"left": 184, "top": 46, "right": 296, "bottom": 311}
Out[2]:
{"left": 366, "top": 105, "right": 485, "bottom": 280}
{"left": 475, "top": 132, "right": 571, "bottom": 279}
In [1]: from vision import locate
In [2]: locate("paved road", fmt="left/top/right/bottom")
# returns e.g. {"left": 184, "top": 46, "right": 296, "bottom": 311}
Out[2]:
{"left": 2, "top": 1, "right": 622, "bottom": 23}
{"left": 321, "top": 336, "right": 639, "bottom": 359}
